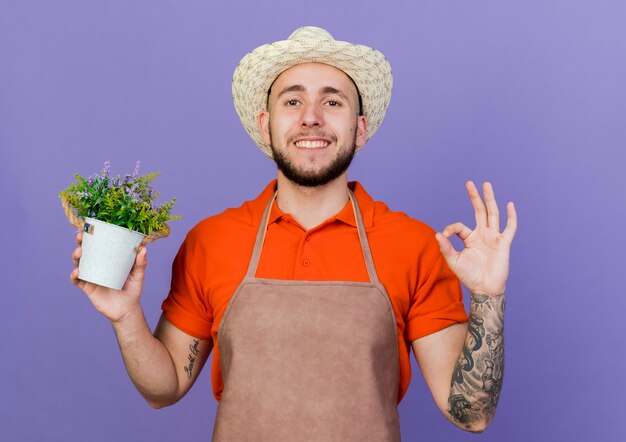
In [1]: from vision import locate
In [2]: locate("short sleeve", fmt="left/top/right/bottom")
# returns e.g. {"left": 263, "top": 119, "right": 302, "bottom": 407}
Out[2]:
{"left": 161, "top": 236, "right": 213, "bottom": 339}
{"left": 404, "top": 250, "right": 469, "bottom": 343}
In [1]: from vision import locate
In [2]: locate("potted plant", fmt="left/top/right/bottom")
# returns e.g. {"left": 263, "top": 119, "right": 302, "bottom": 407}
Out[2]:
{"left": 59, "top": 161, "right": 180, "bottom": 290}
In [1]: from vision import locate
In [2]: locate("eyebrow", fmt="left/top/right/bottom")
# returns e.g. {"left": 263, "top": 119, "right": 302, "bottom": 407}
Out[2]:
{"left": 321, "top": 86, "right": 349, "bottom": 101}
{"left": 276, "top": 84, "right": 305, "bottom": 99}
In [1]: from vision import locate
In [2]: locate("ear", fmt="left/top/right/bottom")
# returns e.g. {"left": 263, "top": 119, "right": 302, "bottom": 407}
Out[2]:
{"left": 355, "top": 115, "right": 367, "bottom": 148}
{"left": 258, "top": 110, "right": 271, "bottom": 145}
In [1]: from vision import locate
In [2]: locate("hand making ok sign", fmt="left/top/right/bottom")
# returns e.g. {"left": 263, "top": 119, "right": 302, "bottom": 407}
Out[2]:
{"left": 435, "top": 181, "right": 518, "bottom": 296}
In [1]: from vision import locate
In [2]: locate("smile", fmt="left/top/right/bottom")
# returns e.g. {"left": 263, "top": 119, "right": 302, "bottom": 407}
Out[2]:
{"left": 294, "top": 140, "right": 330, "bottom": 149}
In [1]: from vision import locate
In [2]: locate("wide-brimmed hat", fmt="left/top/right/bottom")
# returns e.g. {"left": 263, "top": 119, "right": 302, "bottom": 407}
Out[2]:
{"left": 232, "top": 26, "right": 393, "bottom": 159}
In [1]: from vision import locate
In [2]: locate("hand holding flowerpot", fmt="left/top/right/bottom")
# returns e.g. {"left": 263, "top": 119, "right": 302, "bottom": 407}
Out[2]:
{"left": 60, "top": 161, "right": 179, "bottom": 291}
{"left": 71, "top": 230, "right": 147, "bottom": 323}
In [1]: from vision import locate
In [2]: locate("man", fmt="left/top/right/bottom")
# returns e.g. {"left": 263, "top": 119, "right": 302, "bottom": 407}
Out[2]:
{"left": 71, "top": 27, "right": 517, "bottom": 440}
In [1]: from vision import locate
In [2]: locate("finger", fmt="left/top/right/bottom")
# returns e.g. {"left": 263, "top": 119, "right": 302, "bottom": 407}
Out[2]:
{"left": 442, "top": 222, "right": 473, "bottom": 241}
{"left": 502, "top": 201, "right": 518, "bottom": 243}
{"left": 70, "top": 268, "right": 84, "bottom": 289}
{"left": 466, "top": 181, "right": 487, "bottom": 228}
{"left": 72, "top": 247, "right": 82, "bottom": 267}
{"left": 128, "top": 247, "right": 148, "bottom": 281}
{"left": 135, "top": 247, "right": 147, "bottom": 267}
{"left": 75, "top": 231, "right": 83, "bottom": 246}
{"left": 435, "top": 232, "right": 459, "bottom": 267}
{"left": 483, "top": 182, "right": 500, "bottom": 231}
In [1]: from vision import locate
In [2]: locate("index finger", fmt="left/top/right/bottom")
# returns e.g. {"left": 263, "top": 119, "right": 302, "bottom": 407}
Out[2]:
{"left": 75, "top": 230, "right": 83, "bottom": 246}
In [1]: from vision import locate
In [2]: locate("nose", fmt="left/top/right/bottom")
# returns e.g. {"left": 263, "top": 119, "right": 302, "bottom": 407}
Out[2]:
{"left": 301, "top": 103, "right": 322, "bottom": 127}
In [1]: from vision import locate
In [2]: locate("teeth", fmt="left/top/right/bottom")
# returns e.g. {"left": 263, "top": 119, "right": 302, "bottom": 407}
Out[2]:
{"left": 295, "top": 140, "right": 329, "bottom": 149}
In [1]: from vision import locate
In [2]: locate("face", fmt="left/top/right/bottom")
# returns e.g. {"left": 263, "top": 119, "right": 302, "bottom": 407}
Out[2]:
{"left": 258, "top": 63, "right": 367, "bottom": 187}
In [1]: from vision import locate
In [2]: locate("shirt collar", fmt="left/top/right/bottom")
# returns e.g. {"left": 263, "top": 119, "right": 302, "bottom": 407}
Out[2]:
{"left": 254, "top": 180, "right": 375, "bottom": 229}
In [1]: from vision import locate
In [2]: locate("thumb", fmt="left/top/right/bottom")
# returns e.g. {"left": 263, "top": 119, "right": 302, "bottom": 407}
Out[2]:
{"left": 435, "top": 232, "right": 458, "bottom": 266}
{"left": 129, "top": 247, "right": 148, "bottom": 282}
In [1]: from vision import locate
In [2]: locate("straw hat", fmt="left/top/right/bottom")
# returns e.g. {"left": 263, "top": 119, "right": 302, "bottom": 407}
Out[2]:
{"left": 232, "top": 26, "right": 393, "bottom": 159}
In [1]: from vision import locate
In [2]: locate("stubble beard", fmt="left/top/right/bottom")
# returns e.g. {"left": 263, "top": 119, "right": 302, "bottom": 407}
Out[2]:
{"left": 269, "top": 128, "right": 357, "bottom": 188}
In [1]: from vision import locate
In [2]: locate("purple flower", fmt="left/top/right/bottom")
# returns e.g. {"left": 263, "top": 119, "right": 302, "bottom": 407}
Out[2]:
{"left": 102, "top": 161, "right": 111, "bottom": 178}
{"left": 133, "top": 161, "right": 141, "bottom": 178}
{"left": 124, "top": 183, "right": 141, "bottom": 203}
{"left": 109, "top": 175, "right": 121, "bottom": 188}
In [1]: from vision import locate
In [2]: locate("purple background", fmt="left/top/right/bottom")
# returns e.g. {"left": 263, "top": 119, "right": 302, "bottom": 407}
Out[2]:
{"left": 2, "top": 1, "right": 625, "bottom": 441}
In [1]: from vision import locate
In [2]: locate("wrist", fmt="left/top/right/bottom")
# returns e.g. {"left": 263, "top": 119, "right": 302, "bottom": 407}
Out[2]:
{"left": 469, "top": 292, "right": 506, "bottom": 317}
{"left": 470, "top": 291, "right": 505, "bottom": 298}
{"left": 110, "top": 305, "right": 146, "bottom": 332}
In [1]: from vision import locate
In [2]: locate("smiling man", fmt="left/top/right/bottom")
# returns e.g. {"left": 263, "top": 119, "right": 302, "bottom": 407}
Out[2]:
{"left": 262, "top": 63, "right": 365, "bottom": 189}
{"left": 71, "top": 26, "right": 517, "bottom": 440}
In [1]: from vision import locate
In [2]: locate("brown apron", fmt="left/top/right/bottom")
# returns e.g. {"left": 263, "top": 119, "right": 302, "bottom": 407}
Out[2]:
{"left": 213, "top": 190, "right": 401, "bottom": 441}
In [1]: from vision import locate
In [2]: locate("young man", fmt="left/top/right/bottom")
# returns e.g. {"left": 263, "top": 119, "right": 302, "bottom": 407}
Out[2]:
{"left": 71, "top": 27, "right": 517, "bottom": 440}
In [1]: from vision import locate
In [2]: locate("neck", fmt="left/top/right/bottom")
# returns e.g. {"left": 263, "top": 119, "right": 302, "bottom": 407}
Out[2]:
{"left": 275, "top": 172, "right": 350, "bottom": 231}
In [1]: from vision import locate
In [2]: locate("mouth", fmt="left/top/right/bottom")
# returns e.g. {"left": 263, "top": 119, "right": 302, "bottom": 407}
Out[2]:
{"left": 293, "top": 139, "right": 331, "bottom": 149}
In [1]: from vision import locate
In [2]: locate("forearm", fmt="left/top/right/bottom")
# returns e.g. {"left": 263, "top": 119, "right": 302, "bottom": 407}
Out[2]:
{"left": 111, "top": 307, "right": 179, "bottom": 408}
{"left": 447, "top": 292, "right": 505, "bottom": 432}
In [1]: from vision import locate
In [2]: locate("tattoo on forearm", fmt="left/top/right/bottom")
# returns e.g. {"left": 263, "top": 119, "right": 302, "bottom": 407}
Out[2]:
{"left": 183, "top": 339, "right": 201, "bottom": 379}
{"left": 447, "top": 293, "right": 505, "bottom": 430}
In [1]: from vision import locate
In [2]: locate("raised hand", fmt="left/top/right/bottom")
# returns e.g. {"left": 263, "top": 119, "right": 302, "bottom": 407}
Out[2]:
{"left": 71, "top": 231, "right": 147, "bottom": 322}
{"left": 435, "top": 181, "right": 517, "bottom": 296}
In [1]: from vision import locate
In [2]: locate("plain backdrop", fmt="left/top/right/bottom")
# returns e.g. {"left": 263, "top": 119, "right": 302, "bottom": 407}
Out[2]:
{"left": 1, "top": 1, "right": 625, "bottom": 441}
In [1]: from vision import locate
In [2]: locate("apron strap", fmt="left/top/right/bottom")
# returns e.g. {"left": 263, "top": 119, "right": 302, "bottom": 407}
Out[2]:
{"left": 348, "top": 189, "right": 382, "bottom": 286}
{"left": 245, "top": 192, "right": 277, "bottom": 279}
{"left": 245, "top": 189, "right": 381, "bottom": 286}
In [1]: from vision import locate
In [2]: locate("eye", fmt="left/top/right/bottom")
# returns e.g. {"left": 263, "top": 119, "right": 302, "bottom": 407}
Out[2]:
{"left": 285, "top": 99, "right": 300, "bottom": 106}
{"left": 325, "top": 100, "right": 341, "bottom": 107}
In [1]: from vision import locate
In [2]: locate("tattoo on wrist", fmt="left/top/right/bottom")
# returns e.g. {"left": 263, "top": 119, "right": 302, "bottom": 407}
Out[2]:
{"left": 447, "top": 293, "right": 505, "bottom": 429}
{"left": 183, "top": 339, "right": 201, "bottom": 380}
